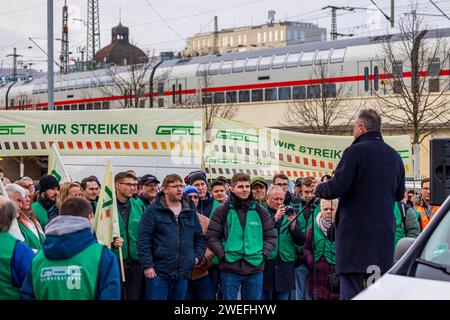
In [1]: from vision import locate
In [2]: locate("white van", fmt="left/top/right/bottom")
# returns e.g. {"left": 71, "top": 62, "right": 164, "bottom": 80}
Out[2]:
{"left": 354, "top": 195, "right": 450, "bottom": 300}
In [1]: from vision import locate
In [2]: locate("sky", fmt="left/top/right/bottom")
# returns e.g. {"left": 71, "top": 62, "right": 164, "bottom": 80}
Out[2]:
{"left": 1, "top": 0, "right": 450, "bottom": 72}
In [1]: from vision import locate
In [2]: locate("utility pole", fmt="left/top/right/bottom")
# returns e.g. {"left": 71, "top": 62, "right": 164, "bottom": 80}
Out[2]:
{"left": 213, "top": 16, "right": 219, "bottom": 55}
{"left": 48, "top": 0, "right": 54, "bottom": 111}
{"left": 60, "top": 0, "right": 69, "bottom": 74}
{"left": 87, "top": 0, "right": 101, "bottom": 70}
{"left": 6, "top": 48, "right": 22, "bottom": 81}
{"left": 322, "top": 6, "right": 364, "bottom": 40}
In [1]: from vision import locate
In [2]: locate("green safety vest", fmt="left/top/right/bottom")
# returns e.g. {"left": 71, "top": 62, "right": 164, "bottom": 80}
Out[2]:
{"left": 32, "top": 202, "right": 50, "bottom": 229}
{"left": 297, "top": 202, "right": 321, "bottom": 235}
{"left": 268, "top": 215, "right": 297, "bottom": 263}
{"left": 210, "top": 200, "right": 223, "bottom": 265}
{"left": 18, "top": 221, "right": 45, "bottom": 251}
{"left": 223, "top": 203, "right": 264, "bottom": 267}
{"left": 312, "top": 218, "right": 336, "bottom": 265}
{"left": 0, "top": 231, "right": 20, "bottom": 300}
{"left": 394, "top": 202, "right": 406, "bottom": 249}
{"left": 31, "top": 242, "right": 103, "bottom": 300}
{"left": 112, "top": 197, "right": 145, "bottom": 261}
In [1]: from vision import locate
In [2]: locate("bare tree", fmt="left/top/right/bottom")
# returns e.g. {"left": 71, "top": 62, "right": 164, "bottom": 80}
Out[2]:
{"left": 282, "top": 64, "right": 357, "bottom": 134}
{"left": 182, "top": 73, "right": 237, "bottom": 140}
{"left": 374, "top": 9, "right": 450, "bottom": 178}
{"left": 93, "top": 53, "right": 169, "bottom": 109}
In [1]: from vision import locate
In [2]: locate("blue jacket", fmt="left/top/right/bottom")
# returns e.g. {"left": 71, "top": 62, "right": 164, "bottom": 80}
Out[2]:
{"left": 11, "top": 241, "right": 35, "bottom": 289}
{"left": 315, "top": 131, "right": 405, "bottom": 274}
{"left": 138, "top": 192, "right": 206, "bottom": 280}
{"left": 20, "top": 217, "right": 121, "bottom": 300}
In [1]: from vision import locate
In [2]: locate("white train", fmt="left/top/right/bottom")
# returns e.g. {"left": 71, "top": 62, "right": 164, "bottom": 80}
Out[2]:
{"left": 1, "top": 28, "right": 449, "bottom": 111}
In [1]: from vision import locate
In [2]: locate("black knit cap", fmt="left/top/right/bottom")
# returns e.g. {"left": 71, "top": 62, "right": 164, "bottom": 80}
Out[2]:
{"left": 188, "top": 170, "right": 207, "bottom": 185}
{"left": 39, "top": 174, "right": 59, "bottom": 193}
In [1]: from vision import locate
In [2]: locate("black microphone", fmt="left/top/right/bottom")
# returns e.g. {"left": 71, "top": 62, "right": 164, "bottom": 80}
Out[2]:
{"left": 307, "top": 196, "right": 321, "bottom": 207}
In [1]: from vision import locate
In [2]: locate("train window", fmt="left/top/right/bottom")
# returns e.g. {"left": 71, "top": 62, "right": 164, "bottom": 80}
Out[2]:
{"left": 233, "top": 59, "right": 246, "bottom": 73}
{"left": 374, "top": 66, "right": 379, "bottom": 91}
{"left": 102, "top": 101, "right": 110, "bottom": 110}
{"left": 279, "top": 87, "right": 292, "bottom": 100}
{"left": 330, "top": 48, "right": 346, "bottom": 63}
{"left": 64, "top": 105, "right": 70, "bottom": 111}
{"left": 300, "top": 52, "right": 316, "bottom": 66}
{"left": 286, "top": 53, "right": 301, "bottom": 68}
{"left": 75, "top": 79, "right": 83, "bottom": 89}
{"left": 245, "top": 57, "right": 259, "bottom": 72}
{"left": 82, "top": 79, "right": 90, "bottom": 89}
{"left": 208, "top": 62, "right": 221, "bottom": 76}
{"left": 157, "top": 82, "right": 165, "bottom": 96}
{"left": 307, "top": 85, "right": 321, "bottom": 98}
{"left": 251, "top": 89, "right": 264, "bottom": 102}
{"left": 33, "top": 84, "right": 40, "bottom": 94}
{"left": 226, "top": 91, "right": 237, "bottom": 103}
{"left": 315, "top": 50, "right": 331, "bottom": 65}
{"left": 71, "top": 104, "right": 78, "bottom": 111}
{"left": 213, "top": 92, "right": 225, "bottom": 104}
{"left": 196, "top": 63, "right": 208, "bottom": 77}
{"left": 364, "top": 67, "right": 370, "bottom": 92}
{"left": 272, "top": 55, "right": 286, "bottom": 69}
{"left": 86, "top": 103, "right": 93, "bottom": 110}
{"left": 172, "top": 84, "right": 176, "bottom": 104}
{"left": 202, "top": 93, "right": 212, "bottom": 104}
{"left": 94, "top": 102, "right": 102, "bottom": 110}
{"left": 56, "top": 106, "right": 63, "bottom": 111}
{"left": 322, "top": 84, "right": 337, "bottom": 98}
{"left": 265, "top": 88, "right": 278, "bottom": 101}
{"left": 293, "top": 86, "right": 306, "bottom": 99}
{"left": 392, "top": 61, "right": 403, "bottom": 79}
{"left": 258, "top": 56, "right": 273, "bottom": 70}
{"left": 220, "top": 61, "right": 233, "bottom": 74}
{"left": 78, "top": 104, "right": 86, "bottom": 111}
{"left": 54, "top": 82, "right": 61, "bottom": 92}
{"left": 238, "top": 90, "right": 250, "bottom": 103}
{"left": 428, "top": 58, "right": 440, "bottom": 77}
{"left": 178, "top": 84, "right": 182, "bottom": 104}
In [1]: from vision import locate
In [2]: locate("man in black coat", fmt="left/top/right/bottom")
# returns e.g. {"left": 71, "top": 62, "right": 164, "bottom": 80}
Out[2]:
{"left": 314, "top": 109, "right": 405, "bottom": 300}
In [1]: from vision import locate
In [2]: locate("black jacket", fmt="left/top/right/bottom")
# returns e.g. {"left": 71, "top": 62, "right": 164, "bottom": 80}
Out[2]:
{"left": 137, "top": 192, "right": 206, "bottom": 280}
{"left": 206, "top": 192, "right": 276, "bottom": 275}
{"left": 315, "top": 131, "right": 405, "bottom": 274}
{"left": 197, "top": 192, "right": 214, "bottom": 217}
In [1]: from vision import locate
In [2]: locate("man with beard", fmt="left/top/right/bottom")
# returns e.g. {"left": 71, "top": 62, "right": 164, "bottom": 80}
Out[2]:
{"left": 32, "top": 175, "right": 60, "bottom": 229}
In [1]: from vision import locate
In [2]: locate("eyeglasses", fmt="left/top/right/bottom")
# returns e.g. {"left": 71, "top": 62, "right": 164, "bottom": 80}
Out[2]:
{"left": 119, "top": 182, "right": 138, "bottom": 187}
{"left": 275, "top": 183, "right": 289, "bottom": 187}
{"left": 188, "top": 195, "right": 199, "bottom": 200}
{"left": 168, "top": 184, "right": 183, "bottom": 189}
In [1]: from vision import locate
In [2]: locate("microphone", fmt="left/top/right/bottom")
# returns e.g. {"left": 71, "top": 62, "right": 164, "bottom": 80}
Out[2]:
{"left": 307, "top": 196, "right": 321, "bottom": 207}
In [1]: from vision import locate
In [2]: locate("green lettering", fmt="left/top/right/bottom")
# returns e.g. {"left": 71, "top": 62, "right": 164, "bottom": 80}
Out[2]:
{"left": 299, "top": 145, "right": 306, "bottom": 153}
{"left": 314, "top": 148, "right": 322, "bottom": 157}
{"left": 79, "top": 124, "right": 88, "bottom": 134}
{"left": 97, "top": 124, "right": 105, "bottom": 135}
{"left": 88, "top": 124, "right": 97, "bottom": 134}
{"left": 322, "top": 149, "right": 330, "bottom": 158}
{"left": 110, "top": 124, "right": 119, "bottom": 134}
{"left": 71, "top": 124, "right": 79, "bottom": 134}
{"left": 129, "top": 124, "right": 137, "bottom": 135}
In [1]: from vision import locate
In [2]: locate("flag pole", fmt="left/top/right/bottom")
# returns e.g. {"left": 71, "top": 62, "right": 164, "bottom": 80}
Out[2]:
{"left": 118, "top": 246, "right": 126, "bottom": 283}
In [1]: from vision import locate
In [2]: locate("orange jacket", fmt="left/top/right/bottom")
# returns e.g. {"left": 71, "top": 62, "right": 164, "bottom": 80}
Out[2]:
{"left": 416, "top": 202, "right": 440, "bottom": 230}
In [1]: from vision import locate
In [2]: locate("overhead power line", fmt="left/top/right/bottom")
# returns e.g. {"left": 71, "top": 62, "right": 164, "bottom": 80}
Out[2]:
{"left": 429, "top": 0, "right": 450, "bottom": 21}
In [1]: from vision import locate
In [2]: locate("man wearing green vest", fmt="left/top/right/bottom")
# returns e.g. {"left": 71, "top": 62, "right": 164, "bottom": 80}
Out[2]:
{"left": 81, "top": 176, "right": 100, "bottom": 214}
{"left": 394, "top": 194, "right": 420, "bottom": 249}
{"left": 0, "top": 196, "right": 35, "bottom": 300}
{"left": 206, "top": 173, "right": 276, "bottom": 300}
{"left": 111, "top": 172, "right": 146, "bottom": 300}
{"left": 32, "top": 174, "right": 59, "bottom": 229}
{"left": 263, "top": 186, "right": 305, "bottom": 300}
{"left": 20, "top": 197, "right": 121, "bottom": 300}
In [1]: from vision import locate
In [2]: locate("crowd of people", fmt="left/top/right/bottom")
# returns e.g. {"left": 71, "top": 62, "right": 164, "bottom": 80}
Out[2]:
{"left": 0, "top": 109, "right": 442, "bottom": 301}
{"left": 0, "top": 166, "right": 439, "bottom": 301}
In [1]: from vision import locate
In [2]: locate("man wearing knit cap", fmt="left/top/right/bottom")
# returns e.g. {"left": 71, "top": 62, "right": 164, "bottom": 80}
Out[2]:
{"left": 32, "top": 175, "right": 60, "bottom": 229}
{"left": 188, "top": 171, "right": 214, "bottom": 218}
{"left": 250, "top": 176, "right": 268, "bottom": 206}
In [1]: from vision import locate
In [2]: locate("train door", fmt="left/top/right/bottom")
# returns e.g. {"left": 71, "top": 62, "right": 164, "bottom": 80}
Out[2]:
{"left": 168, "top": 78, "right": 187, "bottom": 107}
{"left": 358, "top": 60, "right": 383, "bottom": 96}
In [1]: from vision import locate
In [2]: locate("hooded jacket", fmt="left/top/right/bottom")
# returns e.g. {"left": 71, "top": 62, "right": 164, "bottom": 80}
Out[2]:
{"left": 137, "top": 192, "right": 206, "bottom": 280}
{"left": 19, "top": 215, "right": 121, "bottom": 300}
{"left": 206, "top": 192, "right": 276, "bottom": 275}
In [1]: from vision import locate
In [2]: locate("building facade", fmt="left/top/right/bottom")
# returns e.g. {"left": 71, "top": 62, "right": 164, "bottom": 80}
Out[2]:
{"left": 183, "top": 21, "right": 327, "bottom": 57}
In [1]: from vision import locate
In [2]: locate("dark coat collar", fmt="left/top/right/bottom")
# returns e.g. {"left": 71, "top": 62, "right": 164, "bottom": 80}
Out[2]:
{"left": 352, "top": 131, "right": 383, "bottom": 145}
